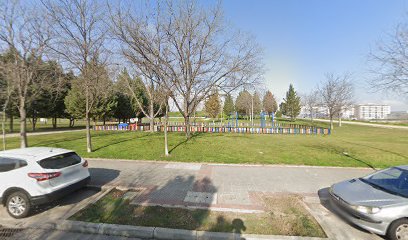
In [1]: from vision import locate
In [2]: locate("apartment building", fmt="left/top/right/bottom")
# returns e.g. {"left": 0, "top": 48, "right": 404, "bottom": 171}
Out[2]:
{"left": 354, "top": 104, "right": 391, "bottom": 120}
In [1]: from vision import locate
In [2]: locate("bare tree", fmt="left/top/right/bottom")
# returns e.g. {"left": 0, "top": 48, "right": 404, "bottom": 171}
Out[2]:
{"left": 109, "top": 4, "right": 165, "bottom": 132}
{"left": 111, "top": 0, "right": 263, "bottom": 138}
{"left": 0, "top": 0, "right": 51, "bottom": 148}
{"left": 369, "top": 24, "right": 408, "bottom": 97}
{"left": 0, "top": 52, "right": 15, "bottom": 150}
{"left": 42, "top": 0, "right": 109, "bottom": 152}
{"left": 301, "top": 90, "right": 320, "bottom": 122}
{"left": 319, "top": 73, "right": 354, "bottom": 130}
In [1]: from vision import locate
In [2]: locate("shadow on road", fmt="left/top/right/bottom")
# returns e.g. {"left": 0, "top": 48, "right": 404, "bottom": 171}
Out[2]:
{"left": 88, "top": 167, "right": 120, "bottom": 187}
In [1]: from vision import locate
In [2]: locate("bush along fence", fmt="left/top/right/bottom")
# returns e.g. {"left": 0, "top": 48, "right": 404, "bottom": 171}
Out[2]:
{"left": 94, "top": 123, "right": 331, "bottom": 135}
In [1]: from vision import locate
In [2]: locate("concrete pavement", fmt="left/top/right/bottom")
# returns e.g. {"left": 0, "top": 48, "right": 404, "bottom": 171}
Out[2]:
{"left": 4, "top": 129, "right": 85, "bottom": 138}
{"left": 315, "top": 118, "right": 408, "bottom": 129}
{"left": 0, "top": 159, "right": 383, "bottom": 239}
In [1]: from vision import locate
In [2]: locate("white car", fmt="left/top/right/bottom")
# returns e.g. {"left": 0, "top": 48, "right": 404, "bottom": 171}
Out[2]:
{"left": 0, "top": 147, "right": 90, "bottom": 218}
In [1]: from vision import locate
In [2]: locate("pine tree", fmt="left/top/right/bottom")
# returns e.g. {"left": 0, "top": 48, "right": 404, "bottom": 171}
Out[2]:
{"left": 235, "top": 90, "right": 252, "bottom": 118}
{"left": 253, "top": 92, "right": 262, "bottom": 115}
{"left": 263, "top": 90, "right": 278, "bottom": 116}
{"left": 281, "top": 84, "right": 301, "bottom": 121}
{"left": 223, "top": 94, "right": 235, "bottom": 118}
{"left": 204, "top": 90, "right": 221, "bottom": 118}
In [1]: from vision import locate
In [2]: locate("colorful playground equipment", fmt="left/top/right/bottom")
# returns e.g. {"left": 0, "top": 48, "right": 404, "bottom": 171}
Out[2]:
{"left": 93, "top": 112, "right": 331, "bottom": 135}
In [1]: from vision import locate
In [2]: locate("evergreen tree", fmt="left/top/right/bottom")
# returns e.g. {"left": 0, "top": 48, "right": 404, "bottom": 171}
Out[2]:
{"left": 253, "top": 92, "right": 262, "bottom": 115}
{"left": 263, "top": 90, "right": 278, "bottom": 116}
{"left": 235, "top": 90, "right": 252, "bottom": 118}
{"left": 223, "top": 94, "right": 235, "bottom": 118}
{"left": 64, "top": 63, "right": 116, "bottom": 124}
{"left": 281, "top": 84, "right": 301, "bottom": 121}
{"left": 204, "top": 89, "right": 221, "bottom": 118}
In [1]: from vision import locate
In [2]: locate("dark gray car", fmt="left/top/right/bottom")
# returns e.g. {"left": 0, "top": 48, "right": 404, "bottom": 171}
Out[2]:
{"left": 330, "top": 166, "right": 408, "bottom": 240}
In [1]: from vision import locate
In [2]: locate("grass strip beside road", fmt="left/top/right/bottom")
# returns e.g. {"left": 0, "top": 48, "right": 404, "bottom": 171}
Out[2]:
{"left": 70, "top": 189, "right": 326, "bottom": 237}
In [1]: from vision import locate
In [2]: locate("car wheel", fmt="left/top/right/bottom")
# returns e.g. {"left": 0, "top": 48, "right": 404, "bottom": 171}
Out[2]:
{"left": 388, "top": 218, "right": 408, "bottom": 240}
{"left": 6, "top": 191, "right": 31, "bottom": 219}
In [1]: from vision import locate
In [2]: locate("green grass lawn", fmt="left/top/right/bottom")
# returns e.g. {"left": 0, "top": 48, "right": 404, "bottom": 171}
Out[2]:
{"left": 70, "top": 189, "right": 325, "bottom": 237}
{"left": 3, "top": 122, "right": 407, "bottom": 168}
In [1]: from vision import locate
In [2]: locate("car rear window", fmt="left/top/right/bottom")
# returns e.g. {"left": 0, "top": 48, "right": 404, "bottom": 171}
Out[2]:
{"left": 0, "top": 157, "right": 27, "bottom": 172}
{"left": 38, "top": 152, "right": 82, "bottom": 169}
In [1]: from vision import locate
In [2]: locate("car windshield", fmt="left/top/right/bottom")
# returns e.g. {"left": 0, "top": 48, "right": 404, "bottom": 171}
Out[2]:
{"left": 361, "top": 167, "right": 408, "bottom": 198}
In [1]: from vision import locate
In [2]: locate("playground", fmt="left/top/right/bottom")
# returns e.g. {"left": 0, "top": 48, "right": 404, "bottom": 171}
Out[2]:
{"left": 95, "top": 113, "right": 331, "bottom": 135}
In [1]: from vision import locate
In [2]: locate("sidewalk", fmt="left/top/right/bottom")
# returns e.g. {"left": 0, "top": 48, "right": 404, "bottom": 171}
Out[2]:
{"left": 87, "top": 159, "right": 375, "bottom": 212}
{"left": 3, "top": 129, "right": 85, "bottom": 138}
{"left": 315, "top": 118, "right": 408, "bottom": 129}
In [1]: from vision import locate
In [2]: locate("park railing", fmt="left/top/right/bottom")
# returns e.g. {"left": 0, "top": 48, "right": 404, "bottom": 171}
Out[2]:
{"left": 93, "top": 123, "right": 331, "bottom": 135}
{"left": 158, "top": 121, "right": 317, "bottom": 129}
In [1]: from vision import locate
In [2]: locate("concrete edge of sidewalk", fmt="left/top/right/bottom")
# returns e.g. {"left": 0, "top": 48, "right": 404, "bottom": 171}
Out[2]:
{"left": 86, "top": 157, "right": 375, "bottom": 170}
{"left": 32, "top": 219, "right": 329, "bottom": 240}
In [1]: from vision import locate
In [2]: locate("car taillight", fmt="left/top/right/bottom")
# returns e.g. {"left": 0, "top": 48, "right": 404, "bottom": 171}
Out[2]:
{"left": 82, "top": 160, "right": 88, "bottom": 167}
{"left": 28, "top": 172, "right": 61, "bottom": 182}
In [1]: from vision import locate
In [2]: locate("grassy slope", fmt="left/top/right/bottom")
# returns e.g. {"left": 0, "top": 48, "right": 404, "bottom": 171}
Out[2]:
{"left": 3, "top": 121, "right": 407, "bottom": 168}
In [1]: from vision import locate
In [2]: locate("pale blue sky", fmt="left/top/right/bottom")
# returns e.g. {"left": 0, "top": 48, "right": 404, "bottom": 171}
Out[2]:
{"left": 221, "top": 0, "right": 408, "bottom": 111}
{"left": 28, "top": 0, "right": 408, "bottom": 111}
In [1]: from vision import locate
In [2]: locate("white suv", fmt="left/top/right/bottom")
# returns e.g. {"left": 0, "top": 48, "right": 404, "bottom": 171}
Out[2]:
{"left": 0, "top": 147, "right": 90, "bottom": 218}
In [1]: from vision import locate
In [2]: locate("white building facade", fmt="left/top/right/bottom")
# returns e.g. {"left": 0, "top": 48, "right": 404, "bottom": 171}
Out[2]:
{"left": 354, "top": 104, "right": 391, "bottom": 120}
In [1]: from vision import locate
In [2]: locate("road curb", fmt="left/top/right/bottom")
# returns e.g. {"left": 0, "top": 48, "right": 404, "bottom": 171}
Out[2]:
{"left": 86, "top": 158, "right": 375, "bottom": 170}
{"left": 32, "top": 220, "right": 328, "bottom": 240}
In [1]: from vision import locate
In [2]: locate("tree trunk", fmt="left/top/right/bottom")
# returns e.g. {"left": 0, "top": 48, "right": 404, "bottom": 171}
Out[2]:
{"left": 32, "top": 117, "right": 37, "bottom": 132}
{"left": 164, "top": 101, "right": 169, "bottom": 156}
{"left": 310, "top": 110, "right": 314, "bottom": 122}
{"left": 85, "top": 113, "right": 92, "bottom": 153}
{"left": 9, "top": 113, "right": 13, "bottom": 133}
{"left": 52, "top": 116, "right": 57, "bottom": 129}
{"left": 2, "top": 98, "right": 10, "bottom": 151}
{"left": 19, "top": 100, "right": 28, "bottom": 148}
{"left": 2, "top": 112, "right": 6, "bottom": 151}
{"left": 184, "top": 115, "right": 191, "bottom": 139}
{"left": 69, "top": 118, "right": 75, "bottom": 127}
{"left": 338, "top": 114, "right": 342, "bottom": 127}
{"left": 149, "top": 101, "right": 154, "bottom": 132}
{"left": 330, "top": 117, "right": 334, "bottom": 130}
{"left": 103, "top": 116, "right": 106, "bottom": 126}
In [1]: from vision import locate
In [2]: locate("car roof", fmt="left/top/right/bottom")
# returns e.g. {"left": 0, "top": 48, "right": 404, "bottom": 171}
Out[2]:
{"left": 0, "top": 147, "right": 74, "bottom": 162}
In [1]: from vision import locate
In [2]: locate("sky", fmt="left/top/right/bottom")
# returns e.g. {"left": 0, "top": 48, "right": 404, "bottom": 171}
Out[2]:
{"left": 220, "top": 0, "right": 408, "bottom": 111}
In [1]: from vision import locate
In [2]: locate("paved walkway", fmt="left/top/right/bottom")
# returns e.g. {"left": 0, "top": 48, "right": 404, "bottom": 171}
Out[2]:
{"left": 0, "top": 159, "right": 383, "bottom": 239}
{"left": 4, "top": 129, "right": 85, "bottom": 138}
{"left": 316, "top": 118, "right": 408, "bottom": 129}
